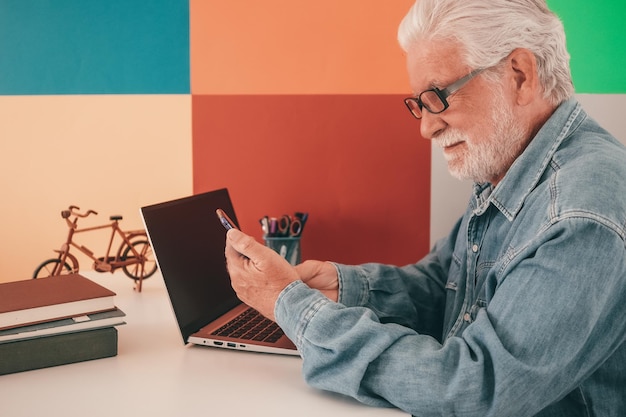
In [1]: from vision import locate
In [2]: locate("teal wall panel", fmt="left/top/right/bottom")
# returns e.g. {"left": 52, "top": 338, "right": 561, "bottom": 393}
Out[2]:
{"left": 548, "top": 0, "right": 626, "bottom": 93}
{"left": 0, "top": 0, "right": 189, "bottom": 95}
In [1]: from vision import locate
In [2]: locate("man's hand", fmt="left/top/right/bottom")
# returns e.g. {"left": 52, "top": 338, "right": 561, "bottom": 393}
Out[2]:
{"left": 295, "top": 260, "right": 339, "bottom": 302}
{"left": 225, "top": 229, "right": 299, "bottom": 321}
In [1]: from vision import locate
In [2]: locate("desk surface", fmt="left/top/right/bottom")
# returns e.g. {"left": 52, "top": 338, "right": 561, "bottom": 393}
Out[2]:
{"left": 0, "top": 271, "right": 408, "bottom": 417}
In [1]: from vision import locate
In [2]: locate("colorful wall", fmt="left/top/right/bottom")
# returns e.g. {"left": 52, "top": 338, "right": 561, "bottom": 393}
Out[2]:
{"left": 0, "top": 0, "right": 624, "bottom": 283}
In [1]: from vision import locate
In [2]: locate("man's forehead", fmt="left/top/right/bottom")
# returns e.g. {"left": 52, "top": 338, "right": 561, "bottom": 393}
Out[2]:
{"left": 406, "top": 39, "right": 466, "bottom": 90}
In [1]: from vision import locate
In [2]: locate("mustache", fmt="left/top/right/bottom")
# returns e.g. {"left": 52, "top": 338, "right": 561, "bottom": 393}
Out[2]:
{"left": 433, "top": 130, "right": 468, "bottom": 148}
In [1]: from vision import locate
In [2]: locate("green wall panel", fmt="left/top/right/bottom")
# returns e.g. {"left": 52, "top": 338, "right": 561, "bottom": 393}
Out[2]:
{"left": 548, "top": 0, "right": 626, "bottom": 93}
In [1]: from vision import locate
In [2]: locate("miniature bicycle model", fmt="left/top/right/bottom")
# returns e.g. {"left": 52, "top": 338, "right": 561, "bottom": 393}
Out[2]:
{"left": 33, "top": 205, "right": 157, "bottom": 292}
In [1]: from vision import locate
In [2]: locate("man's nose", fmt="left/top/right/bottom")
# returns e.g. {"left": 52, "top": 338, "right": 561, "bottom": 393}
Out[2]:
{"left": 419, "top": 110, "right": 446, "bottom": 140}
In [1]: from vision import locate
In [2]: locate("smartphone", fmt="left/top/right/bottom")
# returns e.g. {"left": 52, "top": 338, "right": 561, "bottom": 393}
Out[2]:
{"left": 216, "top": 208, "right": 238, "bottom": 230}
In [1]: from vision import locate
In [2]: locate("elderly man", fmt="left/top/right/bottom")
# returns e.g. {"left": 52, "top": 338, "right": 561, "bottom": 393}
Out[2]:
{"left": 225, "top": 0, "right": 626, "bottom": 415}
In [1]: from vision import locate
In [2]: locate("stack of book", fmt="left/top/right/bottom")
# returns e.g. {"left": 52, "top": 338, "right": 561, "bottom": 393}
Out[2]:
{"left": 0, "top": 274, "right": 125, "bottom": 375}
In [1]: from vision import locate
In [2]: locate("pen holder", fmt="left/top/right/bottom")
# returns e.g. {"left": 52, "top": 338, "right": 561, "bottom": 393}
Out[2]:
{"left": 264, "top": 236, "right": 301, "bottom": 265}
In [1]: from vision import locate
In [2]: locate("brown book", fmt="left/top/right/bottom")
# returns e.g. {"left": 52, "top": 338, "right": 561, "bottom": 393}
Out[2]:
{"left": 0, "top": 274, "right": 116, "bottom": 330}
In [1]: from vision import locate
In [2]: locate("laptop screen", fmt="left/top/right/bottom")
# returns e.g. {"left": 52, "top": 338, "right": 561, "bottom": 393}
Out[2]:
{"left": 141, "top": 188, "right": 241, "bottom": 343}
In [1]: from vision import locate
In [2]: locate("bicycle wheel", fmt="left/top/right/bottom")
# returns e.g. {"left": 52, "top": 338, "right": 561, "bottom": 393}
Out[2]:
{"left": 33, "top": 259, "right": 73, "bottom": 279}
{"left": 121, "top": 240, "right": 157, "bottom": 281}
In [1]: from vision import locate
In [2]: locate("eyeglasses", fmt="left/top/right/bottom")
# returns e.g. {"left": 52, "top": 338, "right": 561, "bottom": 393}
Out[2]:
{"left": 403, "top": 67, "right": 486, "bottom": 119}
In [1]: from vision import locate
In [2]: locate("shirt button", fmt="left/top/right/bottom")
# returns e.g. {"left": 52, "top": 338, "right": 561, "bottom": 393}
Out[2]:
{"left": 472, "top": 244, "right": 479, "bottom": 253}
{"left": 463, "top": 313, "right": 471, "bottom": 322}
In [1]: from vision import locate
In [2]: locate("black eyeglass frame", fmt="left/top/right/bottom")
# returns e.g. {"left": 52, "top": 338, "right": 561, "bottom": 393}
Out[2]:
{"left": 403, "top": 67, "right": 486, "bottom": 119}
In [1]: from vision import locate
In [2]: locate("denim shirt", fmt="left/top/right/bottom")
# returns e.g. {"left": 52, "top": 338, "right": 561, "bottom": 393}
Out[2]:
{"left": 275, "top": 98, "right": 626, "bottom": 417}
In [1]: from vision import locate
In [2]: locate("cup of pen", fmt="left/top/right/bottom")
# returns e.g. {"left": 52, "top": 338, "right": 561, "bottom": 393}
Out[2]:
{"left": 262, "top": 213, "right": 307, "bottom": 266}
{"left": 264, "top": 236, "right": 301, "bottom": 265}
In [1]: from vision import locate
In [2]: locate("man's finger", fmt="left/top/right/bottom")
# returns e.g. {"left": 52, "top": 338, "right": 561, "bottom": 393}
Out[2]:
{"left": 226, "top": 229, "right": 277, "bottom": 270}
{"left": 226, "top": 229, "right": 258, "bottom": 256}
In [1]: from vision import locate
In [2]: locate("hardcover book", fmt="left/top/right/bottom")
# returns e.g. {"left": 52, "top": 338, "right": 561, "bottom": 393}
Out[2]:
{"left": 0, "top": 308, "right": 125, "bottom": 343}
{"left": 0, "top": 274, "right": 116, "bottom": 330}
{"left": 0, "top": 327, "right": 118, "bottom": 375}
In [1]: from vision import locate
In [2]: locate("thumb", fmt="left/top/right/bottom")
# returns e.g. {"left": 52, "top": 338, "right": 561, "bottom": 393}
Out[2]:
{"left": 226, "top": 228, "right": 264, "bottom": 260}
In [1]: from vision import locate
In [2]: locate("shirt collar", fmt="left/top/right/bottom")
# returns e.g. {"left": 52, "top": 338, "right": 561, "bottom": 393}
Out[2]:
{"left": 473, "top": 98, "right": 584, "bottom": 220}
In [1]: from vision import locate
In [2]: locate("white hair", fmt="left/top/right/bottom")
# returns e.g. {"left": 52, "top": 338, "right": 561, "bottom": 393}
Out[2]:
{"left": 398, "top": 0, "right": 574, "bottom": 105}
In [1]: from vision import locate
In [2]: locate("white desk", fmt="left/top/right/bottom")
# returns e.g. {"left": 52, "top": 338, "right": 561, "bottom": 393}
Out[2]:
{"left": 0, "top": 271, "right": 408, "bottom": 417}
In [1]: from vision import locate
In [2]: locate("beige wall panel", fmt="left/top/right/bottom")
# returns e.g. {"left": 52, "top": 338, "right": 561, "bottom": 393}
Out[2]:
{"left": 0, "top": 95, "right": 192, "bottom": 283}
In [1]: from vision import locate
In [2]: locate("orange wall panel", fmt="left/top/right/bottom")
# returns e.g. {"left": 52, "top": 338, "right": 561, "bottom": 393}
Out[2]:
{"left": 190, "top": 0, "right": 414, "bottom": 94}
{"left": 192, "top": 94, "right": 430, "bottom": 265}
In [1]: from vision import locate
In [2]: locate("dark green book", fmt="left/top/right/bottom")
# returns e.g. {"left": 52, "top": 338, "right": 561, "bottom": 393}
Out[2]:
{"left": 0, "top": 327, "right": 118, "bottom": 375}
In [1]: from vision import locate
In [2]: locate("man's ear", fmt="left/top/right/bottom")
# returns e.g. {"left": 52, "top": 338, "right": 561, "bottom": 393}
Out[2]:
{"left": 506, "top": 48, "right": 539, "bottom": 106}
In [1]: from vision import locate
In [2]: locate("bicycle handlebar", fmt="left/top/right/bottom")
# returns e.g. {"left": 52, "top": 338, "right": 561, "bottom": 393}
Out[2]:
{"left": 62, "top": 206, "right": 99, "bottom": 219}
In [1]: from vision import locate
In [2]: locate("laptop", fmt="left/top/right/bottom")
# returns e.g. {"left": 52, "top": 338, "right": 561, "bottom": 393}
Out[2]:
{"left": 140, "top": 188, "right": 298, "bottom": 356}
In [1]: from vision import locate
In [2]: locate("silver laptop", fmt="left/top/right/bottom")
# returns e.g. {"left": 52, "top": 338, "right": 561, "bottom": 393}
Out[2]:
{"left": 140, "top": 188, "right": 298, "bottom": 356}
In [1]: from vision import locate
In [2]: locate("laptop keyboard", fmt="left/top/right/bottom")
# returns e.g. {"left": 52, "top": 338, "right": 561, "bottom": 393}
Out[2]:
{"left": 211, "top": 308, "right": 285, "bottom": 343}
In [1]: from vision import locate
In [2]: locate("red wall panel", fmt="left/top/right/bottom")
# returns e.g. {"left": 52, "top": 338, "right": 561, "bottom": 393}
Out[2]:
{"left": 193, "top": 94, "right": 430, "bottom": 266}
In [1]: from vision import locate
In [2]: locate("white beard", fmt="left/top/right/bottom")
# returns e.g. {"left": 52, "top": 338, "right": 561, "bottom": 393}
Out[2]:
{"left": 436, "top": 87, "right": 528, "bottom": 184}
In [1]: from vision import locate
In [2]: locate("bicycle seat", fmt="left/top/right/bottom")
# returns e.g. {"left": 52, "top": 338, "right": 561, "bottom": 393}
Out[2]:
{"left": 110, "top": 215, "right": 123, "bottom": 221}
